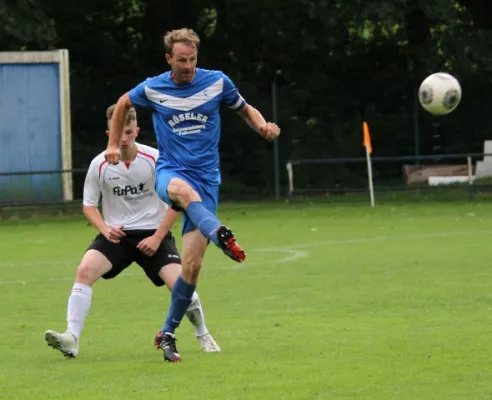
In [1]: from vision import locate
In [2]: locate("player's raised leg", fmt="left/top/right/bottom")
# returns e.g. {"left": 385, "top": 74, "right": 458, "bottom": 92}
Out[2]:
{"left": 45, "top": 250, "right": 112, "bottom": 358}
{"left": 162, "top": 177, "right": 246, "bottom": 263}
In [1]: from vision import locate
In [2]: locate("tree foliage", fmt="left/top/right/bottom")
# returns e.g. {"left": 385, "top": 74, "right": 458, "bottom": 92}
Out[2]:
{"left": 3, "top": 0, "right": 492, "bottom": 194}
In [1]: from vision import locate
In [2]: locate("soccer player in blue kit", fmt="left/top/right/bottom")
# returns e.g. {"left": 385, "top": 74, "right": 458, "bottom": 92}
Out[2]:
{"left": 105, "top": 28, "right": 280, "bottom": 362}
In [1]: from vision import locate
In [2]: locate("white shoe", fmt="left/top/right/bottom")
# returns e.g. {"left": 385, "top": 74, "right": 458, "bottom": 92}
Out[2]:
{"left": 45, "top": 330, "right": 79, "bottom": 358}
{"left": 198, "top": 333, "right": 221, "bottom": 352}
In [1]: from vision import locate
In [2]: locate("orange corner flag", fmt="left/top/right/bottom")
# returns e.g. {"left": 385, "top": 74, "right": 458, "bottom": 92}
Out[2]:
{"left": 363, "top": 121, "right": 372, "bottom": 154}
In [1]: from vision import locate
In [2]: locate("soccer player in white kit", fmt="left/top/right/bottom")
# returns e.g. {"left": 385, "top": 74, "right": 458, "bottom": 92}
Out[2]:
{"left": 44, "top": 105, "right": 220, "bottom": 358}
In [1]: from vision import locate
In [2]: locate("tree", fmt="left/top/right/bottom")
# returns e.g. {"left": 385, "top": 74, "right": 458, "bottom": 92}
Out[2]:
{"left": 0, "top": 0, "right": 57, "bottom": 50}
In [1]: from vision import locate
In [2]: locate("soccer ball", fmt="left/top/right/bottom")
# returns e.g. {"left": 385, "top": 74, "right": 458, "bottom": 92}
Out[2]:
{"left": 418, "top": 72, "right": 462, "bottom": 115}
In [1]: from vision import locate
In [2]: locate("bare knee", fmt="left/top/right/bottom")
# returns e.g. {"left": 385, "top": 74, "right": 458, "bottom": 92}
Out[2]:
{"left": 75, "top": 261, "right": 103, "bottom": 286}
{"left": 168, "top": 179, "right": 201, "bottom": 209}
{"left": 181, "top": 255, "right": 203, "bottom": 284}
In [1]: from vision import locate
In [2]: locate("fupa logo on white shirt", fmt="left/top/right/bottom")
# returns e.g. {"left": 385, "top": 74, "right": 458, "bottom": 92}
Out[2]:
{"left": 113, "top": 182, "right": 148, "bottom": 197}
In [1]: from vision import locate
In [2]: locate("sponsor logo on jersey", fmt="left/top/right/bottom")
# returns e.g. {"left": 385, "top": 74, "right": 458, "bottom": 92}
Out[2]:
{"left": 168, "top": 112, "right": 209, "bottom": 136}
{"left": 113, "top": 182, "right": 153, "bottom": 200}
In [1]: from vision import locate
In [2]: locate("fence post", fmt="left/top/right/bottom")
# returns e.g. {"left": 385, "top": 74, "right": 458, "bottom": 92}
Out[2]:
{"left": 413, "top": 89, "right": 420, "bottom": 165}
{"left": 467, "top": 156, "right": 473, "bottom": 184}
{"left": 286, "top": 162, "right": 294, "bottom": 195}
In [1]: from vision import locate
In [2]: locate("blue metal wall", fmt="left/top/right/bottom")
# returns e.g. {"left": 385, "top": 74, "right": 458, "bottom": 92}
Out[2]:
{"left": 0, "top": 63, "right": 63, "bottom": 204}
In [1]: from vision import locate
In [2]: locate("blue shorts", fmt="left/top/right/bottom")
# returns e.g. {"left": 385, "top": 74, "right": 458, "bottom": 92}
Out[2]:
{"left": 155, "top": 170, "right": 219, "bottom": 236}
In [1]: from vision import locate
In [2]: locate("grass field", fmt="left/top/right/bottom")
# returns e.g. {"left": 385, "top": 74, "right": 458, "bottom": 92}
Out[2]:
{"left": 1, "top": 200, "right": 492, "bottom": 399}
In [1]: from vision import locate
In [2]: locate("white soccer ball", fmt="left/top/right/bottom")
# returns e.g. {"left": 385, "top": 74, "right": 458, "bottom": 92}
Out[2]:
{"left": 418, "top": 72, "right": 462, "bottom": 115}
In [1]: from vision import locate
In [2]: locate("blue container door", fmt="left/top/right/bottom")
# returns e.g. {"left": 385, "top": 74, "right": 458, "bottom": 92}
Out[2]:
{"left": 0, "top": 63, "right": 63, "bottom": 204}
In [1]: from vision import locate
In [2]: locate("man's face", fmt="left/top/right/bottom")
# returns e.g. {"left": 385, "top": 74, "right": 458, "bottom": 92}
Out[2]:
{"left": 166, "top": 42, "right": 197, "bottom": 84}
{"left": 106, "top": 121, "right": 139, "bottom": 150}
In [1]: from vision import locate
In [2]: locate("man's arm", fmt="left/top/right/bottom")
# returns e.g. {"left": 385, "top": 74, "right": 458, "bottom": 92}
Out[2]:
{"left": 105, "top": 92, "right": 133, "bottom": 164}
{"left": 83, "top": 206, "right": 125, "bottom": 244}
{"left": 237, "top": 104, "right": 280, "bottom": 141}
{"left": 237, "top": 104, "right": 266, "bottom": 133}
{"left": 154, "top": 207, "right": 180, "bottom": 241}
{"left": 220, "top": 73, "right": 280, "bottom": 141}
{"left": 83, "top": 206, "right": 108, "bottom": 234}
{"left": 82, "top": 158, "right": 125, "bottom": 243}
{"left": 137, "top": 208, "right": 181, "bottom": 256}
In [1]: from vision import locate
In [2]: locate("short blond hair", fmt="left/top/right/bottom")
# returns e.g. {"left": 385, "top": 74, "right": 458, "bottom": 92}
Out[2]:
{"left": 105, "top": 104, "right": 137, "bottom": 127}
{"left": 163, "top": 28, "right": 200, "bottom": 55}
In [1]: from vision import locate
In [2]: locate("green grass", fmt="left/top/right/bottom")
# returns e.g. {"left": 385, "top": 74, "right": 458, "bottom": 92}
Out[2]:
{"left": 1, "top": 201, "right": 492, "bottom": 399}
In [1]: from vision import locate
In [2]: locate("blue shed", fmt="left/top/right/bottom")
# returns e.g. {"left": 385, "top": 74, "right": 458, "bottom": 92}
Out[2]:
{"left": 0, "top": 50, "right": 72, "bottom": 205}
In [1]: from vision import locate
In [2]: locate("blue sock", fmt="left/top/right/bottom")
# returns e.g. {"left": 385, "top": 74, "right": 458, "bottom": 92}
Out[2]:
{"left": 186, "top": 201, "right": 221, "bottom": 246}
{"left": 161, "top": 276, "right": 196, "bottom": 335}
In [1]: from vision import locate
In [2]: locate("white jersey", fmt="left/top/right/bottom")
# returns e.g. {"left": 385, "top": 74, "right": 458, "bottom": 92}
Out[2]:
{"left": 83, "top": 143, "right": 167, "bottom": 230}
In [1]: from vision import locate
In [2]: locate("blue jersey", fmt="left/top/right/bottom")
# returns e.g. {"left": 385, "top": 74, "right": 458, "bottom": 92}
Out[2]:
{"left": 129, "top": 68, "right": 246, "bottom": 185}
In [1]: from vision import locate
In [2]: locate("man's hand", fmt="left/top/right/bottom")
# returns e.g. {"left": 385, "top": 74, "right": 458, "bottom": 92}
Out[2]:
{"left": 103, "top": 226, "right": 126, "bottom": 243}
{"left": 105, "top": 144, "right": 121, "bottom": 165}
{"left": 259, "top": 122, "right": 280, "bottom": 141}
{"left": 137, "top": 235, "right": 162, "bottom": 256}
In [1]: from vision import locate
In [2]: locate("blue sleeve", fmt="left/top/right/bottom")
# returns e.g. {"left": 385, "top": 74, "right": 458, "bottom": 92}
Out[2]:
{"left": 129, "top": 79, "right": 152, "bottom": 108}
{"left": 222, "top": 73, "right": 246, "bottom": 111}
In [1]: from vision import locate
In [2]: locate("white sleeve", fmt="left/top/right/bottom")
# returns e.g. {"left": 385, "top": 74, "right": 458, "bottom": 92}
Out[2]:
{"left": 150, "top": 147, "right": 166, "bottom": 209}
{"left": 83, "top": 159, "right": 102, "bottom": 207}
{"left": 146, "top": 146, "right": 167, "bottom": 210}
{"left": 149, "top": 146, "right": 159, "bottom": 160}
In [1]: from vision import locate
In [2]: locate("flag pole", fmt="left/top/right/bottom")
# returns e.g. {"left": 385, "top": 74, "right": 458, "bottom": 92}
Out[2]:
{"left": 363, "top": 122, "right": 375, "bottom": 207}
{"left": 365, "top": 145, "right": 375, "bottom": 208}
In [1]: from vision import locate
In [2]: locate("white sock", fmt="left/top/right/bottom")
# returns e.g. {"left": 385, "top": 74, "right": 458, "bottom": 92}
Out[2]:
{"left": 185, "top": 292, "right": 208, "bottom": 337}
{"left": 66, "top": 283, "right": 92, "bottom": 341}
